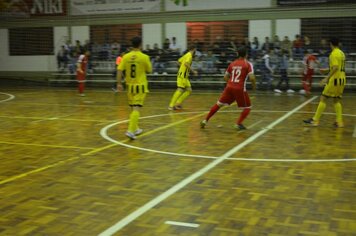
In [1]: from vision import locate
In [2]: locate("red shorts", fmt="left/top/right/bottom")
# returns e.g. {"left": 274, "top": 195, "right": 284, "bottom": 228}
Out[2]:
{"left": 218, "top": 86, "right": 251, "bottom": 108}
{"left": 77, "top": 72, "right": 85, "bottom": 81}
{"left": 302, "top": 71, "right": 314, "bottom": 82}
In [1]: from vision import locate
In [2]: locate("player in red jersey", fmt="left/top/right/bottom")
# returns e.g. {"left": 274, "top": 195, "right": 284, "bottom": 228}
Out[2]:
{"left": 200, "top": 47, "right": 256, "bottom": 130}
{"left": 76, "top": 50, "right": 90, "bottom": 96}
{"left": 300, "top": 50, "right": 319, "bottom": 95}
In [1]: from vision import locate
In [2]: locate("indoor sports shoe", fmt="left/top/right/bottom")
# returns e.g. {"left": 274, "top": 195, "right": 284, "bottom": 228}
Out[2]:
{"left": 287, "top": 89, "right": 295, "bottom": 93}
{"left": 333, "top": 122, "right": 344, "bottom": 128}
{"left": 303, "top": 118, "right": 319, "bottom": 126}
{"left": 200, "top": 120, "right": 207, "bottom": 129}
{"left": 274, "top": 89, "right": 282, "bottom": 93}
{"left": 125, "top": 131, "right": 136, "bottom": 140}
{"left": 168, "top": 106, "right": 175, "bottom": 111}
{"left": 235, "top": 124, "right": 247, "bottom": 131}
{"left": 175, "top": 105, "right": 183, "bottom": 110}
{"left": 134, "top": 128, "right": 143, "bottom": 135}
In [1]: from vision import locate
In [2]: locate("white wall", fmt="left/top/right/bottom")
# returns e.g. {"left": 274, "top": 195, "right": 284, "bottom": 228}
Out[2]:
{"left": 249, "top": 20, "right": 272, "bottom": 46}
{"left": 276, "top": 19, "right": 301, "bottom": 40}
{"left": 142, "top": 24, "right": 162, "bottom": 50}
{"left": 0, "top": 29, "right": 55, "bottom": 71}
{"left": 165, "top": 23, "right": 187, "bottom": 53}
{"left": 71, "top": 26, "right": 90, "bottom": 45}
{"left": 165, "top": 0, "right": 271, "bottom": 11}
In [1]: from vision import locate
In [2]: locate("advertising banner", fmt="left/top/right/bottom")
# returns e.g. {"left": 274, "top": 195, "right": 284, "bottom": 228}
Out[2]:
{"left": 0, "top": 0, "right": 67, "bottom": 18}
{"left": 71, "top": 0, "right": 160, "bottom": 15}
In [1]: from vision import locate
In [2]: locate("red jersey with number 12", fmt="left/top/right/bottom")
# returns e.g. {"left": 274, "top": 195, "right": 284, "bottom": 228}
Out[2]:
{"left": 226, "top": 58, "right": 254, "bottom": 89}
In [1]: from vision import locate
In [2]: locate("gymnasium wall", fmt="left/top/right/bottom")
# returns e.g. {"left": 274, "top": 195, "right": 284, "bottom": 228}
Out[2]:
{"left": 0, "top": 0, "right": 355, "bottom": 73}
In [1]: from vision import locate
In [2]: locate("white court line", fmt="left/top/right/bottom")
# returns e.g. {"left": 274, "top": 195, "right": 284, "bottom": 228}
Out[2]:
{"left": 0, "top": 92, "right": 15, "bottom": 103}
{"left": 98, "top": 96, "right": 318, "bottom": 236}
{"left": 165, "top": 221, "right": 200, "bottom": 228}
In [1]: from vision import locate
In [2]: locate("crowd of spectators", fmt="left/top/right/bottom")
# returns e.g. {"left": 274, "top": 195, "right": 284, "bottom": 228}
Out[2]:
{"left": 56, "top": 34, "right": 337, "bottom": 76}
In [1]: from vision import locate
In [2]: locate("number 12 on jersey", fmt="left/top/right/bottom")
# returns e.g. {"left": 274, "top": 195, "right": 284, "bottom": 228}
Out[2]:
{"left": 231, "top": 67, "right": 241, "bottom": 83}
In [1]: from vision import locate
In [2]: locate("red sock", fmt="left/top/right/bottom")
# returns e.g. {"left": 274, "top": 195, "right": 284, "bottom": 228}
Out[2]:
{"left": 302, "top": 81, "right": 308, "bottom": 92}
{"left": 237, "top": 108, "right": 251, "bottom": 125}
{"left": 206, "top": 104, "right": 220, "bottom": 121}
{"left": 78, "top": 82, "right": 85, "bottom": 94}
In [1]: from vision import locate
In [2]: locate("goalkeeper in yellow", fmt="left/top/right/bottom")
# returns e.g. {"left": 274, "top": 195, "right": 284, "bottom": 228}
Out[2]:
{"left": 117, "top": 36, "right": 152, "bottom": 140}
{"left": 304, "top": 37, "right": 346, "bottom": 128}
{"left": 168, "top": 45, "right": 197, "bottom": 110}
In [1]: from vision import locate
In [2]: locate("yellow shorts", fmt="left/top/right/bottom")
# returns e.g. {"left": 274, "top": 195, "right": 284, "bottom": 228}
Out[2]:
{"left": 126, "top": 84, "right": 148, "bottom": 106}
{"left": 322, "top": 77, "right": 346, "bottom": 98}
{"left": 177, "top": 76, "right": 191, "bottom": 89}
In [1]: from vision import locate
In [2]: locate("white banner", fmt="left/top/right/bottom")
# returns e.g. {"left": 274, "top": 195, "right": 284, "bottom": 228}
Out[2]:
{"left": 71, "top": 0, "right": 160, "bottom": 15}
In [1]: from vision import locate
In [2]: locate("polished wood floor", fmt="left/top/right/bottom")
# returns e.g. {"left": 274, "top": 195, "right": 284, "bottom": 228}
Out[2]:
{"left": 0, "top": 87, "right": 355, "bottom": 236}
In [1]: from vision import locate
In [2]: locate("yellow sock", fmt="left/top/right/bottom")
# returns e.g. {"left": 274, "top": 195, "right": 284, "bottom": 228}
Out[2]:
{"left": 169, "top": 90, "right": 183, "bottom": 107}
{"left": 128, "top": 110, "right": 140, "bottom": 133}
{"left": 176, "top": 90, "right": 191, "bottom": 105}
{"left": 313, "top": 100, "right": 326, "bottom": 122}
{"left": 334, "top": 102, "right": 343, "bottom": 124}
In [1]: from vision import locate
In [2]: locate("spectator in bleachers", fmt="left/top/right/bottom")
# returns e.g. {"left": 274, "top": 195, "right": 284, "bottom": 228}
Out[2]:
{"left": 74, "top": 40, "right": 84, "bottom": 55}
{"left": 274, "top": 49, "right": 294, "bottom": 94}
{"left": 241, "top": 37, "right": 252, "bottom": 56}
{"left": 57, "top": 45, "right": 69, "bottom": 72}
{"left": 259, "top": 49, "right": 275, "bottom": 90}
{"left": 152, "top": 49, "right": 166, "bottom": 74}
{"left": 261, "top": 37, "right": 273, "bottom": 52}
{"left": 273, "top": 35, "right": 281, "bottom": 49}
{"left": 151, "top": 43, "right": 160, "bottom": 58}
{"left": 227, "top": 36, "right": 239, "bottom": 53}
{"left": 303, "top": 36, "right": 312, "bottom": 51}
{"left": 193, "top": 39, "right": 204, "bottom": 53}
{"left": 111, "top": 40, "right": 121, "bottom": 59}
{"left": 318, "top": 38, "right": 329, "bottom": 68}
{"left": 293, "top": 34, "right": 304, "bottom": 59}
{"left": 216, "top": 51, "right": 229, "bottom": 73}
{"left": 99, "top": 41, "right": 110, "bottom": 60}
{"left": 251, "top": 36, "right": 260, "bottom": 60}
{"left": 204, "top": 50, "right": 219, "bottom": 73}
{"left": 191, "top": 55, "right": 203, "bottom": 80}
{"left": 169, "top": 37, "right": 181, "bottom": 54}
{"left": 163, "top": 38, "right": 170, "bottom": 52}
{"left": 281, "top": 36, "right": 293, "bottom": 60}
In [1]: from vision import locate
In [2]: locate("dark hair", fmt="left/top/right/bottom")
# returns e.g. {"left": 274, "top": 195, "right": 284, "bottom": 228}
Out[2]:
{"left": 329, "top": 37, "right": 339, "bottom": 47}
{"left": 131, "top": 36, "right": 142, "bottom": 48}
{"left": 187, "top": 44, "right": 196, "bottom": 51}
{"left": 237, "top": 47, "right": 247, "bottom": 58}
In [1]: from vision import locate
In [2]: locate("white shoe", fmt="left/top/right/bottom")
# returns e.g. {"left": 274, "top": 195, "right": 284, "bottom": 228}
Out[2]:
{"left": 287, "top": 89, "right": 295, "bottom": 93}
{"left": 299, "top": 89, "right": 306, "bottom": 95}
{"left": 79, "top": 93, "right": 85, "bottom": 97}
{"left": 134, "top": 129, "right": 143, "bottom": 136}
{"left": 125, "top": 131, "right": 136, "bottom": 140}
{"left": 274, "top": 89, "right": 282, "bottom": 93}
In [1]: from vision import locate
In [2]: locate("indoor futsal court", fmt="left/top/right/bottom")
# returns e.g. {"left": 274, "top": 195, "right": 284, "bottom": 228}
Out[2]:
{"left": 0, "top": 86, "right": 355, "bottom": 235}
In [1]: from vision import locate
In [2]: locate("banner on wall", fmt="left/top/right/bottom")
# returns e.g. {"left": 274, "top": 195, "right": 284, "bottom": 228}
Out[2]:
{"left": 0, "top": 0, "right": 67, "bottom": 18}
{"left": 71, "top": 0, "right": 160, "bottom": 15}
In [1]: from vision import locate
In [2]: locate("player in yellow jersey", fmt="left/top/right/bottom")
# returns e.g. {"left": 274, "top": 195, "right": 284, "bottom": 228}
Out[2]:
{"left": 117, "top": 37, "right": 152, "bottom": 139}
{"left": 168, "top": 45, "right": 197, "bottom": 110}
{"left": 304, "top": 37, "right": 346, "bottom": 128}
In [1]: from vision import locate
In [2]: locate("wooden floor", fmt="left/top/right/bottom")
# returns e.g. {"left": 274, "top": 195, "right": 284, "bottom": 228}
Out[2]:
{"left": 0, "top": 87, "right": 355, "bottom": 236}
